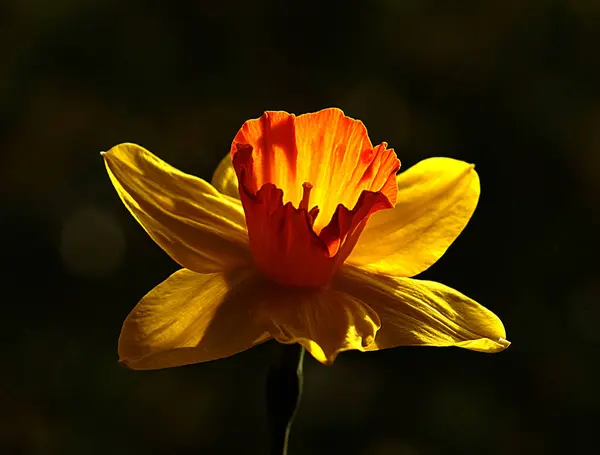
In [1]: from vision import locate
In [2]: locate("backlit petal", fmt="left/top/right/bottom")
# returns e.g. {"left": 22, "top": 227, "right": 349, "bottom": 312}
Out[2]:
{"left": 119, "top": 267, "right": 270, "bottom": 370}
{"left": 256, "top": 282, "right": 381, "bottom": 365}
{"left": 347, "top": 158, "right": 480, "bottom": 277}
{"left": 211, "top": 152, "right": 241, "bottom": 200}
{"left": 334, "top": 266, "right": 509, "bottom": 353}
{"left": 103, "top": 143, "right": 250, "bottom": 273}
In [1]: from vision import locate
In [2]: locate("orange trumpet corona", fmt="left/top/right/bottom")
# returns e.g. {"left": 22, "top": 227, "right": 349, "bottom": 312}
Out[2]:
{"left": 231, "top": 109, "right": 400, "bottom": 287}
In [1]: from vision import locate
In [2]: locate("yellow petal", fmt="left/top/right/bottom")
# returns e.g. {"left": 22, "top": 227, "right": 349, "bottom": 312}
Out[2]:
{"left": 119, "top": 267, "right": 270, "bottom": 370}
{"left": 334, "top": 266, "right": 509, "bottom": 353}
{"left": 257, "top": 283, "right": 381, "bottom": 365}
{"left": 103, "top": 143, "right": 250, "bottom": 273}
{"left": 211, "top": 153, "right": 241, "bottom": 200}
{"left": 347, "top": 157, "right": 480, "bottom": 277}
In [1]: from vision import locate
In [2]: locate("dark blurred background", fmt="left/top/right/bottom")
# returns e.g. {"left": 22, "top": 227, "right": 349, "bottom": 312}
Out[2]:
{"left": 2, "top": 1, "right": 599, "bottom": 454}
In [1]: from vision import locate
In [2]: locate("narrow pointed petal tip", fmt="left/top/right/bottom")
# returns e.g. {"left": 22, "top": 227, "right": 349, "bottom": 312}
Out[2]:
{"left": 455, "top": 335, "right": 510, "bottom": 354}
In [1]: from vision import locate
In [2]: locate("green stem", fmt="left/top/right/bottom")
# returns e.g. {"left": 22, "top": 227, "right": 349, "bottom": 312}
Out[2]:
{"left": 266, "top": 343, "right": 305, "bottom": 455}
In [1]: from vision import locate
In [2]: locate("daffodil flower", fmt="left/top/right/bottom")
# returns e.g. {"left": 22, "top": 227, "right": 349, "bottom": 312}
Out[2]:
{"left": 103, "top": 108, "right": 509, "bottom": 370}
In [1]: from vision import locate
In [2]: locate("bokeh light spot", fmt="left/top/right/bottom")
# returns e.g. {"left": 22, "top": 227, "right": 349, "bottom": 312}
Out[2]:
{"left": 60, "top": 206, "right": 126, "bottom": 278}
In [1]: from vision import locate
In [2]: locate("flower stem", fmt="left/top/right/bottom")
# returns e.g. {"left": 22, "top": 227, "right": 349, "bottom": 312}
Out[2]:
{"left": 266, "top": 343, "right": 305, "bottom": 455}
